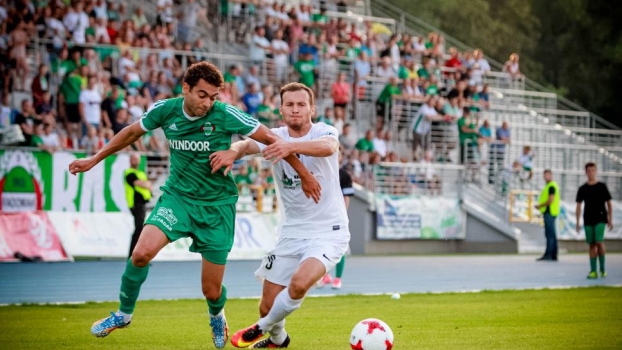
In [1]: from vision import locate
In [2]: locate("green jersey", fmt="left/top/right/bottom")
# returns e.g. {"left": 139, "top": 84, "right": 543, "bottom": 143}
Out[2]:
{"left": 140, "top": 98, "right": 260, "bottom": 205}
{"left": 294, "top": 59, "right": 316, "bottom": 88}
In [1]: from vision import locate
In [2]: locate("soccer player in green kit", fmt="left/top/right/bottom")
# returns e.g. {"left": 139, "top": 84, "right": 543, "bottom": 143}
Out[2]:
{"left": 68, "top": 62, "right": 321, "bottom": 348}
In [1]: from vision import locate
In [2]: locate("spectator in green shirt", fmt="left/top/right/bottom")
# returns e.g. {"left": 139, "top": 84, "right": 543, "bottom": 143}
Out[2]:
{"left": 294, "top": 53, "right": 317, "bottom": 90}
{"left": 234, "top": 165, "right": 253, "bottom": 186}
{"left": 458, "top": 107, "right": 480, "bottom": 164}
{"left": 355, "top": 129, "right": 375, "bottom": 153}
{"left": 375, "top": 76, "right": 401, "bottom": 126}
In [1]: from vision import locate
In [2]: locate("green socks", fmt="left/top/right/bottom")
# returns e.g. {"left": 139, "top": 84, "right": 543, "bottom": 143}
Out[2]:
{"left": 208, "top": 284, "right": 227, "bottom": 316}
{"left": 598, "top": 255, "right": 606, "bottom": 273}
{"left": 119, "top": 259, "right": 150, "bottom": 314}
{"left": 335, "top": 256, "right": 346, "bottom": 279}
{"left": 589, "top": 257, "right": 597, "bottom": 273}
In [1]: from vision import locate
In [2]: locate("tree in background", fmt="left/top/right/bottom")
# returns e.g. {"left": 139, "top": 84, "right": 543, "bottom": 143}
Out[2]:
{"left": 386, "top": 0, "right": 622, "bottom": 127}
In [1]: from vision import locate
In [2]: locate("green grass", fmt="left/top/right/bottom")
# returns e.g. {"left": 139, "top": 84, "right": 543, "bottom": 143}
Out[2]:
{"left": 1, "top": 287, "right": 621, "bottom": 349}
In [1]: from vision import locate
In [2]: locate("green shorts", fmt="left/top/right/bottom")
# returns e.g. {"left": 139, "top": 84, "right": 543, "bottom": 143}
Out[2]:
{"left": 146, "top": 192, "right": 236, "bottom": 265}
{"left": 584, "top": 223, "right": 606, "bottom": 244}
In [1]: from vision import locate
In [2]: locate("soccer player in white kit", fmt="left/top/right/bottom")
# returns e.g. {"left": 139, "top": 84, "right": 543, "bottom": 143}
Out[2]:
{"left": 210, "top": 83, "right": 350, "bottom": 348}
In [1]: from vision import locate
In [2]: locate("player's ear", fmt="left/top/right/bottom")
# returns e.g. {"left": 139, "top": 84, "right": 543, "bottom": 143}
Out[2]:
{"left": 182, "top": 82, "right": 190, "bottom": 95}
{"left": 309, "top": 105, "right": 316, "bottom": 119}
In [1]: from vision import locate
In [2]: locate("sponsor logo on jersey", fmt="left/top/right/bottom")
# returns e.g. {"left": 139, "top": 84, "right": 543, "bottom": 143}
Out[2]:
{"left": 281, "top": 170, "right": 302, "bottom": 190}
{"left": 168, "top": 139, "right": 211, "bottom": 151}
{"left": 200, "top": 121, "right": 215, "bottom": 136}
{"left": 152, "top": 207, "right": 178, "bottom": 231}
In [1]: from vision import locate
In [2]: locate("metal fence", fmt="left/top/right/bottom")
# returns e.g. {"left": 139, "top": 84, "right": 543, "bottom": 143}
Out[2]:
{"left": 484, "top": 107, "right": 592, "bottom": 129}
{"left": 489, "top": 88, "right": 557, "bottom": 110}
{"left": 370, "top": 161, "right": 464, "bottom": 198}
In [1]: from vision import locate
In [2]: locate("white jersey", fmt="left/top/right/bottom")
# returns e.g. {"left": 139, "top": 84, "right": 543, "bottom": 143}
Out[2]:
{"left": 255, "top": 123, "right": 349, "bottom": 238}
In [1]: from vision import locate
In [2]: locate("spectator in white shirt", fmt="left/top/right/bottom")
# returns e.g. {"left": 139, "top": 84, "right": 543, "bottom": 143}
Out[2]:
{"left": 79, "top": 76, "right": 105, "bottom": 130}
{"left": 63, "top": 1, "right": 89, "bottom": 44}
{"left": 372, "top": 129, "right": 388, "bottom": 159}
{"left": 271, "top": 29, "right": 289, "bottom": 83}
{"left": 411, "top": 95, "right": 445, "bottom": 156}
{"left": 471, "top": 49, "right": 491, "bottom": 85}
{"left": 376, "top": 56, "right": 397, "bottom": 79}
{"left": 250, "top": 26, "right": 272, "bottom": 66}
{"left": 157, "top": 0, "right": 174, "bottom": 24}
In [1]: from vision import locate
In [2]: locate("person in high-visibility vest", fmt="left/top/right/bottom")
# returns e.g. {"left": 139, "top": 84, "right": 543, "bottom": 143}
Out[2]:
{"left": 124, "top": 153, "right": 152, "bottom": 258}
{"left": 535, "top": 169, "right": 560, "bottom": 261}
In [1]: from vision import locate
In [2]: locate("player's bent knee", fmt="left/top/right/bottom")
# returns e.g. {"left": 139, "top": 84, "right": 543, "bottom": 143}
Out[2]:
{"left": 202, "top": 285, "right": 222, "bottom": 301}
{"left": 288, "top": 280, "right": 309, "bottom": 300}
{"left": 131, "top": 249, "right": 153, "bottom": 267}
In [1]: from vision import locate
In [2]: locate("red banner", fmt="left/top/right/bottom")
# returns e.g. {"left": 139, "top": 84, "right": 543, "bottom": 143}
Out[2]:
{"left": 0, "top": 212, "right": 69, "bottom": 262}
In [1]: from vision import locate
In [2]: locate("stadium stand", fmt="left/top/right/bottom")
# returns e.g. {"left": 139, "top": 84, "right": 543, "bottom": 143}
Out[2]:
{"left": 0, "top": 0, "right": 620, "bottom": 253}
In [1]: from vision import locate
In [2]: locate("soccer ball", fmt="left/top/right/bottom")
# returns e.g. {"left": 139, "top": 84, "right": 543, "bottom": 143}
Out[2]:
{"left": 350, "top": 318, "right": 394, "bottom": 350}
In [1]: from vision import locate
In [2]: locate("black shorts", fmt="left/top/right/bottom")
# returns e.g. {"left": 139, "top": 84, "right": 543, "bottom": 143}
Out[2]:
{"left": 65, "top": 103, "right": 81, "bottom": 123}
{"left": 375, "top": 102, "right": 389, "bottom": 118}
{"left": 334, "top": 102, "right": 348, "bottom": 109}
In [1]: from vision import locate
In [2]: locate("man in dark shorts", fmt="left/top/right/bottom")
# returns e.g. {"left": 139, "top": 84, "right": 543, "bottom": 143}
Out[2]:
{"left": 575, "top": 162, "right": 613, "bottom": 279}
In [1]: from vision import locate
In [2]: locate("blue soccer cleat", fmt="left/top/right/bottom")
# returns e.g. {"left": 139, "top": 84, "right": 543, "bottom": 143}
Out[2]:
{"left": 91, "top": 312, "right": 131, "bottom": 338}
{"left": 210, "top": 310, "right": 230, "bottom": 349}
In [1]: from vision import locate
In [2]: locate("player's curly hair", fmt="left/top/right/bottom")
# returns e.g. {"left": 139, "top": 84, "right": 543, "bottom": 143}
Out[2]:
{"left": 183, "top": 61, "right": 224, "bottom": 90}
{"left": 280, "top": 82, "right": 315, "bottom": 106}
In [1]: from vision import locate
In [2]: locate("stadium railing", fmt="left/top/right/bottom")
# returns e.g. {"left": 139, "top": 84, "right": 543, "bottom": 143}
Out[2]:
{"left": 482, "top": 71, "right": 525, "bottom": 91}
{"left": 368, "top": 161, "right": 464, "bottom": 198}
{"left": 486, "top": 120, "right": 622, "bottom": 151}
{"left": 484, "top": 106, "right": 592, "bottom": 129}
{"left": 489, "top": 88, "right": 557, "bottom": 111}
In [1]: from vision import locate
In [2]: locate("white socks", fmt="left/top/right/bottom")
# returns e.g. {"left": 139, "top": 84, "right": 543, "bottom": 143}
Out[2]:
{"left": 257, "top": 288, "right": 303, "bottom": 333}
{"left": 269, "top": 320, "right": 287, "bottom": 345}
{"left": 116, "top": 310, "right": 132, "bottom": 323}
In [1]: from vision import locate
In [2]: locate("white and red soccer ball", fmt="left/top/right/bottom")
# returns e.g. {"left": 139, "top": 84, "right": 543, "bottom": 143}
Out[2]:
{"left": 350, "top": 318, "right": 394, "bottom": 350}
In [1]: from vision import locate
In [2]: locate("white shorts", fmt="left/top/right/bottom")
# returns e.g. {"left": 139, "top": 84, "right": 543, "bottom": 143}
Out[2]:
{"left": 255, "top": 235, "right": 350, "bottom": 287}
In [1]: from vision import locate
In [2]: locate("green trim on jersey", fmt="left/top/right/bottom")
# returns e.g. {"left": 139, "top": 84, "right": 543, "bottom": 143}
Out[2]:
{"left": 140, "top": 98, "right": 260, "bottom": 205}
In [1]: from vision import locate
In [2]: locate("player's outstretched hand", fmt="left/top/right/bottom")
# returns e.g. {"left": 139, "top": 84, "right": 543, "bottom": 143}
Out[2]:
{"left": 262, "top": 134, "right": 294, "bottom": 164}
{"left": 69, "top": 158, "right": 96, "bottom": 175}
{"left": 209, "top": 150, "right": 237, "bottom": 176}
{"left": 301, "top": 173, "right": 321, "bottom": 203}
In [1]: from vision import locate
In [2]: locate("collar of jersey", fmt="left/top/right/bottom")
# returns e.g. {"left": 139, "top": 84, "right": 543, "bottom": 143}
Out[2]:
{"left": 182, "top": 100, "right": 208, "bottom": 121}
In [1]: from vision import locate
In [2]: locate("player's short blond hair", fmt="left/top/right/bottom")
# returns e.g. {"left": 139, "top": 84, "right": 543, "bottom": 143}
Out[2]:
{"left": 280, "top": 83, "right": 315, "bottom": 106}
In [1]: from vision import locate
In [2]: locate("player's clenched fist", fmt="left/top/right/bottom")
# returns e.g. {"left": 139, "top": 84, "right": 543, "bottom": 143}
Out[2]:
{"left": 69, "top": 158, "right": 96, "bottom": 175}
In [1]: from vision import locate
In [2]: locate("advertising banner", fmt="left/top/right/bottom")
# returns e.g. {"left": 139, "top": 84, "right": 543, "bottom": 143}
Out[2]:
{"left": 44, "top": 211, "right": 278, "bottom": 260}
{"left": 557, "top": 201, "right": 622, "bottom": 240}
{"left": 154, "top": 212, "right": 279, "bottom": 261}
{"left": 375, "top": 195, "right": 466, "bottom": 240}
{"left": 47, "top": 212, "right": 134, "bottom": 258}
{"left": 0, "top": 212, "right": 69, "bottom": 262}
{"left": 0, "top": 149, "right": 140, "bottom": 213}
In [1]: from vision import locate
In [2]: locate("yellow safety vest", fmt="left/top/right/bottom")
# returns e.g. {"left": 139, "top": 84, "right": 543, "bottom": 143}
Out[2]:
{"left": 124, "top": 168, "right": 152, "bottom": 209}
{"left": 539, "top": 180, "right": 560, "bottom": 216}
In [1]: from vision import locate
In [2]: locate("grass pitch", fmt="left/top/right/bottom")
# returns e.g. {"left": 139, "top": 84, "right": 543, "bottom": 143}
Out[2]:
{"left": 1, "top": 287, "right": 620, "bottom": 349}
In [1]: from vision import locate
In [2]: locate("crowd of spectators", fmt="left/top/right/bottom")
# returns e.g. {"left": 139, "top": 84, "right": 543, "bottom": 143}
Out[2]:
{"left": 0, "top": 0, "right": 524, "bottom": 195}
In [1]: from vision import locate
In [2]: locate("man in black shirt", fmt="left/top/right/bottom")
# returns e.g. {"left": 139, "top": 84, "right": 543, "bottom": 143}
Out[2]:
{"left": 576, "top": 162, "right": 613, "bottom": 279}
{"left": 124, "top": 153, "right": 152, "bottom": 258}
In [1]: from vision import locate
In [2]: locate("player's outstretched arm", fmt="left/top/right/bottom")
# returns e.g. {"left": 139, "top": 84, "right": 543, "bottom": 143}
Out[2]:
{"left": 69, "top": 121, "right": 146, "bottom": 175}
{"left": 252, "top": 125, "right": 322, "bottom": 203}
{"left": 209, "top": 139, "right": 261, "bottom": 176}
{"left": 263, "top": 134, "right": 339, "bottom": 160}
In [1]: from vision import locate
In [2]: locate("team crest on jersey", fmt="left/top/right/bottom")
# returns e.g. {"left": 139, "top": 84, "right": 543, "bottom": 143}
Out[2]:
{"left": 201, "top": 122, "right": 215, "bottom": 136}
